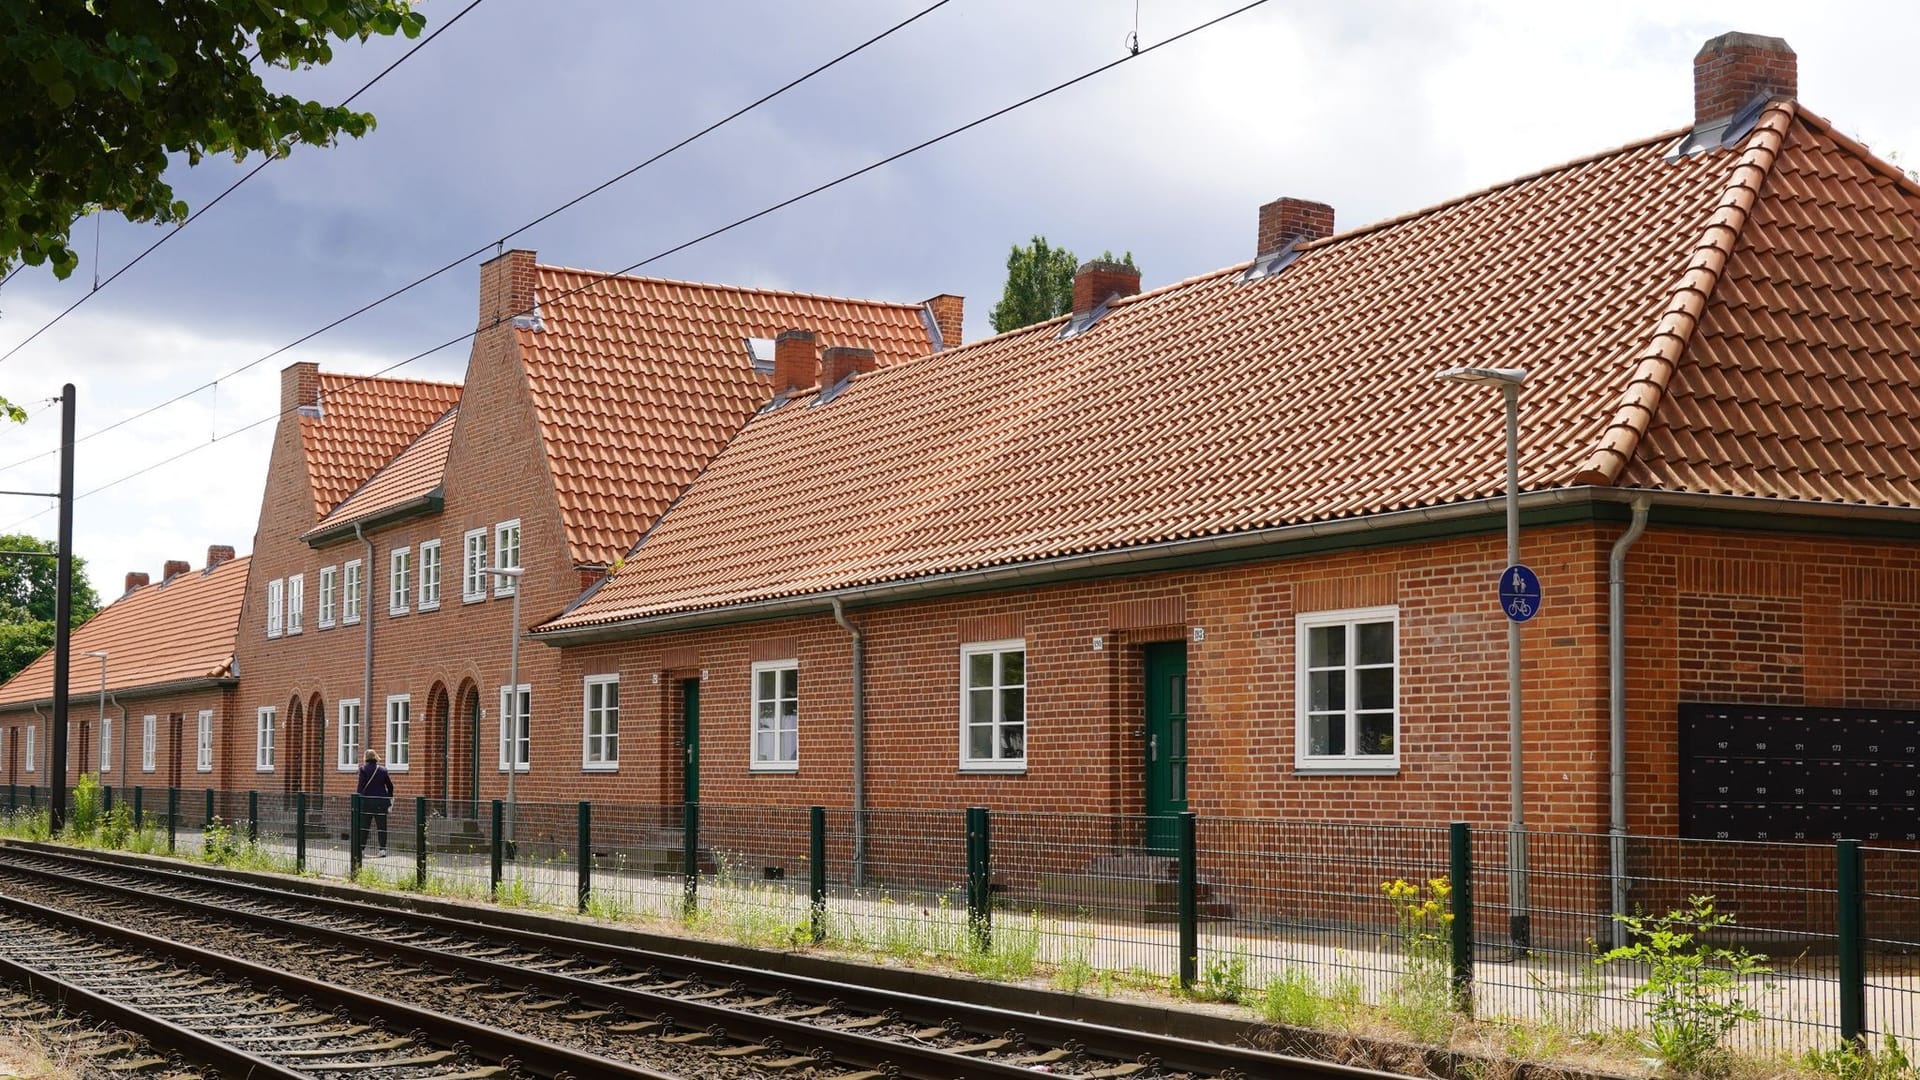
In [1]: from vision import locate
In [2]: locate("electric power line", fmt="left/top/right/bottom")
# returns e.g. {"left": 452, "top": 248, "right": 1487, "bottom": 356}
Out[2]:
{"left": 0, "top": 0, "right": 954, "bottom": 478}
{"left": 0, "top": 0, "right": 490, "bottom": 367}
{"left": 2, "top": 0, "right": 1272, "bottom": 531}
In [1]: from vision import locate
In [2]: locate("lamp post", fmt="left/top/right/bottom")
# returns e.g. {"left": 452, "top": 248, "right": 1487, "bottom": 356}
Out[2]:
{"left": 83, "top": 650, "right": 107, "bottom": 777}
{"left": 1435, "top": 365, "right": 1531, "bottom": 951}
{"left": 480, "top": 566, "right": 524, "bottom": 842}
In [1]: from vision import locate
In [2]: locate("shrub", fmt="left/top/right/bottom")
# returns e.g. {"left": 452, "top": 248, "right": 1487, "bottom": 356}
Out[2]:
{"left": 1259, "top": 966, "right": 1325, "bottom": 1028}
{"left": 1599, "top": 895, "right": 1769, "bottom": 1076}
{"left": 65, "top": 773, "right": 103, "bottom": 838}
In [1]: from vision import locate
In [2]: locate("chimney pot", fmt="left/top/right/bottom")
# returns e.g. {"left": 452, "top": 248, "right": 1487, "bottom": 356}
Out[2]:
{"left": 1694, "top": 32, "right": 1796, "bottom": 128}
{"left": 923, "top": 294, "right": 964, "bottom": 350}
{"left": 1257, "top": 197, "right": 1336, "bottom": 257}
{"left": 1071, "top": 260, "right": 1142, "bottom": 319}
{"left": 821, "top": 346, "right": 879, "bottom": 388}
{"left": 773, "top": 329, "right": 818, "bottom": 397}
{"left": 162, "top": 559, "right": 190, "bottom": 582}
{"left": 206, "top": 545, "right": 235, "bottom": 569}
{"left": 124, "top": 572, "right": 149, "bottom": 595}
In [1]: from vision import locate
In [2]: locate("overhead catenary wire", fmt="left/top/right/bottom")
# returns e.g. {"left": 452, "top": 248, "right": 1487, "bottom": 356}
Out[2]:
{"left": 0, "top": 0, "right": 490, "bottom": 367}
{"left": 0, "top": 0, "right": 955, "bottom": 478}
{"left": 1, "top": 0, "right": 1274, "bottom": 531}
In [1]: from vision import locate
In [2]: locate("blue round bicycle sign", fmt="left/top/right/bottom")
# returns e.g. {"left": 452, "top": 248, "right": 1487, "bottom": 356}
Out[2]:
{"left": 1499, "top": 564, "right": 1541, "bottom": 623}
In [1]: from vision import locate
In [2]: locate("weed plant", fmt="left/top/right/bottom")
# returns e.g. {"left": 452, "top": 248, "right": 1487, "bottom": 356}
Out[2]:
{"left": 1260, "top": 966, "right": 1326, "bottom": 1027}
{"left": 1600, "top": 895, "right": 1770, "bottom": 1077}
{"left": 1805, "top": 1035, "right": 1917, "bottom": 1080}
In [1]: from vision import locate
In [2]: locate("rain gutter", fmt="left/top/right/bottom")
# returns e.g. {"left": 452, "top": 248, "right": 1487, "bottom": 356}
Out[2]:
{"left": 1607, "top": 495, "right": 1651, "bottom": 946}
{"left": 356, "top": 523, "right": 375, "bottom": 759}
{"left": 304, "top": 491, "right": 443, "bottom": 548}
{"left": 829, "top": 599, "right": 868, "bottom": 887}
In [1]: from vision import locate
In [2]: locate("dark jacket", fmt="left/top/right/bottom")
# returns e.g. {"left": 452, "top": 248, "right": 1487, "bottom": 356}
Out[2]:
{"left": 356, "top": 761, "right": 395, "bottom": 813}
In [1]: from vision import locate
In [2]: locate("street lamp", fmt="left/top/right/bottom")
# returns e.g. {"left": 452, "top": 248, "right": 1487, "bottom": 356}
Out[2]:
{"left": 83, "top": 650, "right": 108, "bottom": 778}
{"left": 1435, "top": 365, "right": 1531, "bottom": 951}
{"left": 479, "top": 566, "right": 524, "bottom": 840}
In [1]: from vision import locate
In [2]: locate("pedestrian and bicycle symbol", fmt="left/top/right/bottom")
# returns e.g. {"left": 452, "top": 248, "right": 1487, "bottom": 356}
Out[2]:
{"left": 1500, "top": 564, "right": 1541, "bottom": 623}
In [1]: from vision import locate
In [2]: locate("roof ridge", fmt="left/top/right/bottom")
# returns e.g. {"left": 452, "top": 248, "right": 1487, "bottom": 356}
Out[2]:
{"left": 1294, "top": 124, "right": 1696, "bottom": 254}
{"left": 1791, "top": 105, "right": 1920, "bottom": 204}
{"left": 1571, "top": 100, "right": 1797, "bottom": 486}
{"left": 317, "top": 370, "right": 464, "bottom": 392}
{"left": 534, "top": 264, "right": 926, "bottom": 311}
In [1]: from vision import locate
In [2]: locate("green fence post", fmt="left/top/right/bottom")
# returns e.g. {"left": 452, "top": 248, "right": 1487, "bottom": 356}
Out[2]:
{"left": 5, "top": 784, "right": 13, "bottom": 812}
{"left": 132, "top": 786, "right": 143, "bottom": 830}
{"left": 1449, "top": 822, "right": 1475, "bottom": 1013}
{"left": 247, "top": 790, "right": 258, "bottom": 843}
{"left": 204, "top": 788, "right": 215, "bottom": 829}
{"left": 166, "top": 787, "right": 177, "bottom": 852}
{"left": 965, "top": 806, "right": 992, "bottom": 952}
{"left": 349, "top": 794, "right": 364, "bottom": 879}
{"left": 1838, "top": 839, "right": 1866, "bottom": 1044}
{"left": 28, "top": 784, "right": 37, "bottom": 808}
{"left": 416, "top": 795, "right": 428, "bottom": 892}
{"left": 809, "top": 806, "right": 827, "bottom": 944}
{"left": 576, "top": 800, "right": 592, "bottom": 913}
{"left": 103, "top": 784, "right": 113, "bottom": 816}
{"left": 682, "top": 801, "right": 699, "bottom": 917}
{"left": 1177, "top": 811, "right": 1198, "bottom": 990}
{"left": 295, "top": 792, "right": 307, "bottom": 872}
{"left": 490, "top": 799, "right": 504, "bottom": 900}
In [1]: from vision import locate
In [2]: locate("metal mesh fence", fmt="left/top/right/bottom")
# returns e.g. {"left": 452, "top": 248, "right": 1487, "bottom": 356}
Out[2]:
{"left": 1863, "top": 846, "right": 1920, "bottom": 1051}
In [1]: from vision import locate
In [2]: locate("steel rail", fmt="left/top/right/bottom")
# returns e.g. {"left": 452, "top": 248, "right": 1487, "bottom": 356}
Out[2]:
{"left": 0, "top": 887, "right": 680, "bottom": 1080}
{"left": 3, "top": 845, "right": 1392, "bottom": 1080}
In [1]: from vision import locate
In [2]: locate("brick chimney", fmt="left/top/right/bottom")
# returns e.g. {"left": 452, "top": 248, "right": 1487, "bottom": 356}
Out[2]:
{"left": 206, "top": 545, "right": 235, "bottom": 570}
{"left": 162, "top": 559, "right": 190, "bottom": 582}
{"left": 821, "top": 346, "right": 878, "bottom": 388}
{"left": 1257, "top": 197, "right": 1335, "bottom": 257}
{"left": 124, "top": 572, "right": 149, "bottom": 596}
{"left": 280, "top": 362, "right": 320, "bottom": 415}
{"left": 1072, "top": 260, "right": 1141, "bottom": 319}
{"left": 478, "top": 248, "right": 538, "bottom": 330}
{"left": 923, "top": 294, "right": 964, "bottom": 350}
{"left": 1695, "top": 32, "right": 1795, "bottom": 127}
{"left": 773, "top": 329, "right": 817, "bottom": 396}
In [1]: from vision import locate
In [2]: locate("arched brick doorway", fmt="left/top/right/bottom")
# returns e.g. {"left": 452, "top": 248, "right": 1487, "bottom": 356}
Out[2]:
{"left": 307, "top": 692, "right": 326, "bottom": 793}
{"left": 426, "top": 682, "right": 449, "bottom": 806}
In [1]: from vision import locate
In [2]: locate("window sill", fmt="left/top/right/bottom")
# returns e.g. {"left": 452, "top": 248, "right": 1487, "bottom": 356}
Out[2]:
{"left": 1293, "top": 763, "right": 1401, "bottom": 776}
{"left": 750, "top": 762, "right": 799, "bottom": 774}
{"left": 196, "top": 767, "right": 213, "bottom": 774}
{"left": 419, "top": 602, "right": 440, "bottom": 613}
{"left": 390, "top": 609, "right": 408, "bottom": 618}
{"left": 318, "top": 622, "right": 335, "bottom": 631}
{"left": 959, "top": 763, "right": 1028, "bottom": 775}
{"left": 255, "top": 767, "right": 275, "bottom": 774}
{"left": 582, "top": 763, "right": 618, "bottom": 773}
{"left": 388, "top": 765, "right": 411, "bottom": 773}
{"left": 462, "top": 594, "right": 486, "bottom": 605}
{"left": 497, "top": 766, "right": 531, "bottom": 773}
{"left": 343, "top": 617, "right": 362, "bottom": 627}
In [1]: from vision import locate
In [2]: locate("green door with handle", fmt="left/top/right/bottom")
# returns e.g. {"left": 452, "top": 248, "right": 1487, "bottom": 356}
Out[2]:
{"left": 681, "top": 679, "right": 701, "bottom": 805}
{"left": 1144, "top": 642, "right": 1188, "bottom": 853}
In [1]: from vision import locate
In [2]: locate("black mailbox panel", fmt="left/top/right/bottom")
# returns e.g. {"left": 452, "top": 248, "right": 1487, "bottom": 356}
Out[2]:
{"left": 1678, "top": 703, "right": 1920, "bottom": 842}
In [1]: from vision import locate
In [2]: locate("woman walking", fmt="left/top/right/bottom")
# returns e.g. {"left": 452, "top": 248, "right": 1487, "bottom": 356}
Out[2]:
{"left": 356, "top": 749, "right": 395, "bottom": 858}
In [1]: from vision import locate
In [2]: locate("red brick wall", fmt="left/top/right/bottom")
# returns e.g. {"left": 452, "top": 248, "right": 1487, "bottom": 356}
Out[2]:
{"left": 1, "top": 684, "right": 235, "bottom": 794}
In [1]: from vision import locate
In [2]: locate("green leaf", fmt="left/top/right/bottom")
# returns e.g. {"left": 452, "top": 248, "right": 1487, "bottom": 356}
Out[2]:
{"left": 47, "top": 79, "right": 75, "bottom": 108}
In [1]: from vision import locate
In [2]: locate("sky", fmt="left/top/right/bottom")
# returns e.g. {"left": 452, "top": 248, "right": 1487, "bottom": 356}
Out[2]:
{"left": 0, "top": 0, "right": 1916, "bottom": 594}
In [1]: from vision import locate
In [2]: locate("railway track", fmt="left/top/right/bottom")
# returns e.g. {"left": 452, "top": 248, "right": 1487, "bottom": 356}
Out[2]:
{"left": 0, "top": 842, "right": 1390, "bottom": 1080}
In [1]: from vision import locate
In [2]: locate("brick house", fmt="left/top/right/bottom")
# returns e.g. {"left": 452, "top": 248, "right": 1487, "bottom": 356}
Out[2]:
{"left": 0, "top": 549, "right": 248, "bottom": 792}
{"left": 529, "top": 29, "right": 1920, "bottom": 908}
{"left": 231, "top": 252, "right": 952, "bottom": 810}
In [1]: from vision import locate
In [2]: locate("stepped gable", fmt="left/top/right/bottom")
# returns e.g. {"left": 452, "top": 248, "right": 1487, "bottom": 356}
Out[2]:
{"left": 517, "top": 266, "right": 936, "bottom": 567}
{"left": 0, "top": 555, "right": 251, "bottom": 706}
{"left": 300, "top": 373, "right": 462, "bottom": 518}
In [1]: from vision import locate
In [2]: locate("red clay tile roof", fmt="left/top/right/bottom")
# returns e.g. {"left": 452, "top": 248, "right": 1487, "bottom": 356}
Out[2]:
{"left": 0, "top": 556, "right": 250, "bottom": 708}
{"left": 518, "top": 267, "right": 935, "bottom": 567}
{"left": 306, "top": 407, "right": 458, "bottom": 538}
{"left": 545, "top": 100, "right": 1920, "bottom": 632}
{"left": 300, "top": 373, "right": 463, "bottom": 518}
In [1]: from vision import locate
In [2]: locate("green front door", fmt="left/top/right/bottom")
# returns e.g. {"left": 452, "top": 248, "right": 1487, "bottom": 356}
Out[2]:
{"left": 1144, "top": 642, "right": 1188, "bottom": 853}
{"left": 681, "top": 679, "right": 701, "bottom": 805}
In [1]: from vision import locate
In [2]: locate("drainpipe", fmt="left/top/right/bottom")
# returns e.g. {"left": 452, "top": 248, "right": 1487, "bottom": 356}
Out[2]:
{"left": 1608, "top": 495, "right": 1651, "bottom": 946}
{"left": 356, "top": 524, "right": 375, "bottom": 760}
{"left": 829, "top": 598, "right": 867, "bottom": 887}
{"left": 30, "top": 705, "right": 45, "bottom": 782}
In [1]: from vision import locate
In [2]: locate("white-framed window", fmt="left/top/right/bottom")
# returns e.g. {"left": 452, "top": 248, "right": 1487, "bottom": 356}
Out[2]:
{"left": 960, "top": 640, "right": 1026, "bottom": 771}
{"left": 386, "top": 694, "right": 411, "bottom": 771}
{"left": 582, "top": 675, "right": 619, "bottom": 770}
{"left": 287, "top": 573, "right": 305, "bottom": 635}
{"left": 418, "top": 539, "right": 442, "bottom": 611}
{"left": 1296, "top": 606, "right": 1400, "bottom": 771}
{"left": 99, "top": 716, "right": 112, "bottom": 773}
{"left": 255, "top": 707, "right": 276, "bottom": 772}
{"left": 750, "top": 660, "right": 799, "bottom": 772}
{"left": 338, "top": 699, "right": 362, "bottom": 771}
{"left": 141, "top": 714, "right": 156, "bottom": 772}
{"left": 24, "top": 725, "right": 34, "bottom": 772}
{"left": 196, "top": 711, "right": 213, "bottom": 772}
{"left": 389, "top": 547, "right": 411, "bottom": 616}
{"left": 343, "top": 560, "right": 362, "bottom": 624}
{"left": 266, "top": 578, "right": 284, "bottom": 638}
{"left": 492, "top": 520, "right": 521, "bottom": 596}
{"left": 318, "top": 566, "right": 337, "bottom": 628}
{"left": 498, "top": 684, "right": 530, "bottom": 772}
{"left": 462, "top": 528, "right": 487, "bottom": 602}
